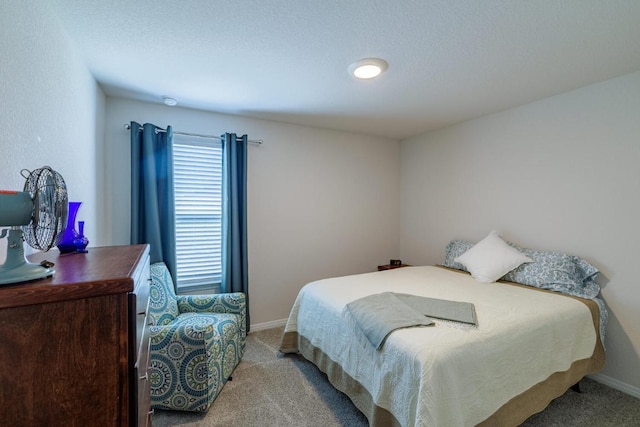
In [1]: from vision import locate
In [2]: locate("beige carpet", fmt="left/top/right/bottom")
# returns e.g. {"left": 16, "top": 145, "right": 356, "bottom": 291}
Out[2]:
{"left": 152, "top": 326, "right": 640, "bottom": 427}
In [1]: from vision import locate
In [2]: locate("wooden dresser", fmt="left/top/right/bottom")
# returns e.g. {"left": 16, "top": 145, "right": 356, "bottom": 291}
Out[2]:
{"left": 0, "top": 244, "right": 151, "bottom": 427}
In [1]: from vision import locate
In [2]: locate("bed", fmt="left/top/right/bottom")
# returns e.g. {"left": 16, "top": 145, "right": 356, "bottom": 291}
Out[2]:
{"left": 280, "top": 235, "right": 606, "bottom": 426}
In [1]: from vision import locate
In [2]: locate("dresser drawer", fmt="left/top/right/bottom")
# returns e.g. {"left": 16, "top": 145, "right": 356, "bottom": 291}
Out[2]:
{"left": 133, "top": 258, "right": 151, "bottom": 318}
{"left": 136, "top": 311, "right": 151, "bottom": 370}
{"left": 135, "top": 298, "right": 150, "bottom": 358}
{"left": 131, "top": 254, "right": 150, "bottom": 359}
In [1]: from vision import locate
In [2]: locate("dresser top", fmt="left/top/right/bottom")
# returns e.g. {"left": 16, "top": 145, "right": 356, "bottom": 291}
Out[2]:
{"left": 0, "top": 244, "right": 149, "bottom": 309}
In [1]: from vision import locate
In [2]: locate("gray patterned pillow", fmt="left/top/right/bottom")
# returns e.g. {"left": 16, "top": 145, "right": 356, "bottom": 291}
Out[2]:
{"left": 502, "top": 245, "right": 600, "bottom": 299}
{"left": 443, "top": 239, "right": 474, "bottom": 272}
{"left": 442, "top": 239, "right": 601, "bottom": 299}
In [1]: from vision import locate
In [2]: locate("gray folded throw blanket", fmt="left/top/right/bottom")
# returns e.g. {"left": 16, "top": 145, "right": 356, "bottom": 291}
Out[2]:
{"left": 346, "top": 292, "right": 477, "bottom": 350}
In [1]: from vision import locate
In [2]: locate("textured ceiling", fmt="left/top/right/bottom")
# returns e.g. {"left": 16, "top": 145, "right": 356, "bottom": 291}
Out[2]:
{"left": 48, "top": 0, "right": 640, "bottom": 139}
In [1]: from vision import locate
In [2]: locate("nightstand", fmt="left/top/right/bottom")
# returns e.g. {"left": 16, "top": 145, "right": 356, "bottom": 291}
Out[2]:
{"left": 378, "top": 264, "right": 410, "bottom": 271}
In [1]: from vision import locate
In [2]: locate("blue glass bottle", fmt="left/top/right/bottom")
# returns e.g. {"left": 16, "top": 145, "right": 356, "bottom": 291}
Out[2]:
{"left": 57, "top": 201, "right": 81, "bottom": 253}
{"left": 74, "top": 221, "right": 89, "bottom": 253}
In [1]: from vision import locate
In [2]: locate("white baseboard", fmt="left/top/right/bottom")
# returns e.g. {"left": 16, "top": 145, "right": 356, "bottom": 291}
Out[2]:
{"left": 250, "top": 318, "right": 288, "bottom": 332}
{"left": 588, "top": 373, "right": 640, "bottom": 398}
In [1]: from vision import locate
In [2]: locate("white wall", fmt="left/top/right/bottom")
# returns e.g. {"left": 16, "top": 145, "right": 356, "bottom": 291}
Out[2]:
{"left": 0, "top": 2, "right": 105, "bottom": 261}
{"left": 104, "top": 98, "right": 401, "bottom": 326}
{"left": 400, "top": 71, "right": 640, "bottom": 394}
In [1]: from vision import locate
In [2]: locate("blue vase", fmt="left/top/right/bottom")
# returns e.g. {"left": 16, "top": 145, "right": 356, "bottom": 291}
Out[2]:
{"left": 57, "top": 201, "right": 81, "bottom": 253}
{"left": 74, "top": 221, "right": 89, "bottom": 253}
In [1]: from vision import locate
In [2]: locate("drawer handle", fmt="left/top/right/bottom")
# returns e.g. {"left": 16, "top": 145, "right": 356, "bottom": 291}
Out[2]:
{"left": 139, "top": 372, "right": 148, "bottom": 381}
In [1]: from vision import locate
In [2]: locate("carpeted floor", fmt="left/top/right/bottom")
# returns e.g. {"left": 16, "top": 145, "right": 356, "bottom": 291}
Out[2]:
{"left": 152, "top": 326, "right": 640, "bottom": 427}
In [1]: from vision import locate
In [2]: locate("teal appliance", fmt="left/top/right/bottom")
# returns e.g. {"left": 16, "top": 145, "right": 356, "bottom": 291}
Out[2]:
{"left": 0, "top": 166, "right": 68, "bottom": 285}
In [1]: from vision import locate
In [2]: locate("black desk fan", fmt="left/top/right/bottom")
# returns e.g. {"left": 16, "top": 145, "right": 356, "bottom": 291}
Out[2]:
{"left": 0, "top": 166, "right": 68, "bottom": 285}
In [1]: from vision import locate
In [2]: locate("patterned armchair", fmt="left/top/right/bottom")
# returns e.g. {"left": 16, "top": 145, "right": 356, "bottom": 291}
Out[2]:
{"left": 148, "top": 262, "right": 246, "bottom": 412}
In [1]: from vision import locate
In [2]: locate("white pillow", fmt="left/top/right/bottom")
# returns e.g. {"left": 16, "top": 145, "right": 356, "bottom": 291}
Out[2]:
{"left": 454, "top": 231, "right": 533, "bottom": 283}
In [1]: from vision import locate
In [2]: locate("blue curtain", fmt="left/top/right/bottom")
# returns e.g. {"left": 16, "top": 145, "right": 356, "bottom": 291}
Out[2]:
{"left": 130, "top": 122, "right": 177, "bottom": 286}
{"left": 221, "top": 133, "right": 249, "bottom": 329}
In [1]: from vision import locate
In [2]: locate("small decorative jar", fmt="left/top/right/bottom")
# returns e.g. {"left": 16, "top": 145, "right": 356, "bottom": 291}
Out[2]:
{"left": 57, "top": 201, "right": 81, "bottom": 253}
{"left": 74, "top": 221, "right": 89, "bottom": 253}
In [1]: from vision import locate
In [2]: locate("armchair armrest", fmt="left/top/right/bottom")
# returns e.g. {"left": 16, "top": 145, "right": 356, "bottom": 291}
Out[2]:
{"left": 177, "top": 292, "right": 247, "bottom": 336}
{"left": 177, "top": 292, "right": 245, "bottom": 314}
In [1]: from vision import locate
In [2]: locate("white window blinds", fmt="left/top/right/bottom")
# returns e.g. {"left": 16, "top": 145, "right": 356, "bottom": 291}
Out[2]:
{"left": 172, "top": 137, "right": 223, "bottom": 291}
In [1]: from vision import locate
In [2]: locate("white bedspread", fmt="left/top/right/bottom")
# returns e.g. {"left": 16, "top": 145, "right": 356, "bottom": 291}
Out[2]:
{"left": 283, "top": 266, "right": 597, "bottom": 427}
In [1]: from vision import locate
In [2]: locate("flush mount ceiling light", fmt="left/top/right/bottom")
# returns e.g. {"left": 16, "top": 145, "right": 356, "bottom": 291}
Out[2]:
{"left": 163, "top": 96, "right": 178, "bottom": 106}
{"left": 349, "top": 58, "right": 388, "bottom": 80}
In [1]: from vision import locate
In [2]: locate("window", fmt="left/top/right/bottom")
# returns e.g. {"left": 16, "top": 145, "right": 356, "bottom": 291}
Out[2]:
{"left": 172, "top": 136, "right": 223, "bottom": 291}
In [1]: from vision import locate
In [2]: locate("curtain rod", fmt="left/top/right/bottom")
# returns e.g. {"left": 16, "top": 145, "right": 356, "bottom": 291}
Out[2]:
{"left": 124, "top": 124, "right": 263, "bottom": 145}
